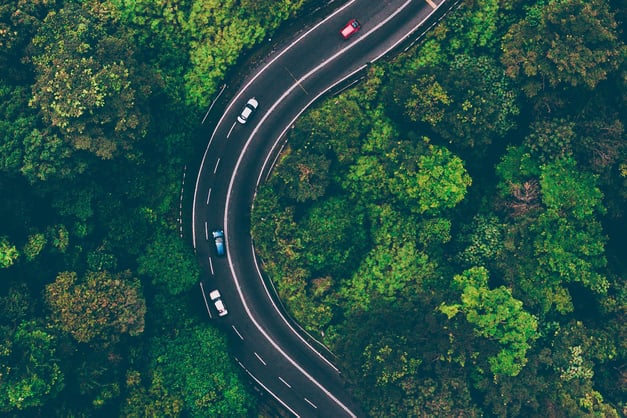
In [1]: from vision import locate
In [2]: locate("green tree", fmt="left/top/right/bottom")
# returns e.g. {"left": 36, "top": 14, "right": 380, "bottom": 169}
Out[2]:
{"left": 344, "top": 241, "right": 436, "bottom": 312}
{"left": 298, "top": 196, "right": 367, "bottom": 277}
{"left": 45, "top": 270, "right": 146, "bottom": 344}
{"left": 0, "top": 321, "right": 64, "bottom": 412}
{"left": 397, "top": 55, "right": 519, "bottom": 149}
{"left": 391, "top": 144, "right": 471, "bottom": 214}
{"left": 152, "top": 324, "right": 254, "bottom": 417}
{"left": 524, "top": 118, "right": 577, "bottom": 164}
{"left": 440, "top": 267, "right": 539, "bottom": 377}
{"left": 501, "top": 0, "right": 624, "bottom": 96}
{"left": 138, "top": 229, "right": 200, "bottom": 295}
{"left": 30, "top": 2, "right": 152, "bottom": 160}
{"left": 274, "top": 147, "right": 330, "bottom": 202}
{"left": 0, "top": 236, "right": 19, "bottom": 268}
{"left": 22, "top": 232, "right": 46, "bottom": 261}
{"left": 121, "top": 369, "right": 184, "bottom": 418}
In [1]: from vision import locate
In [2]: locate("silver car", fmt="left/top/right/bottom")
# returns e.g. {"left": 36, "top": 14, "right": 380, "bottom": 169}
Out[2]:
{"left": 237, "top": 98, "right": 258, "bottom": 124}
{"left": 209, "top": 289, "right": 228, "bottom": 317}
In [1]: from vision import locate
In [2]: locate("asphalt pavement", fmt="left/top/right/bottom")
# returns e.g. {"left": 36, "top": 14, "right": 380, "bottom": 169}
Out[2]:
{"left": 191, "top": 0, "right": 451, "bottom": 416}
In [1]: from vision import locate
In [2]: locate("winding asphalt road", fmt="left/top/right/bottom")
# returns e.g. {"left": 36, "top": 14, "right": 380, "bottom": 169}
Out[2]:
{"left": 191, "top": 0, "right": 450, "bottom": 416}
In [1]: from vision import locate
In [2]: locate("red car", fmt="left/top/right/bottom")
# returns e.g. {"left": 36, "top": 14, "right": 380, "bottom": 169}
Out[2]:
{"left": 340, "top": 19, "right": 361, "bottom": 39}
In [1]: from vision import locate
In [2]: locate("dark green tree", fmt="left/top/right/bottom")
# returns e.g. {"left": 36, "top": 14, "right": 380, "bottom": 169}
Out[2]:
{"left": 501, "top": 0, "right": 624, "bottom": 96}
{"left": 138, "top": 228, "right": 200, "bottom": 295}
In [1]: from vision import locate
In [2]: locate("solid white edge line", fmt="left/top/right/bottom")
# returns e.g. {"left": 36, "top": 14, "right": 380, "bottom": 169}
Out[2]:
{"left": 250, "top": 241, "right": 340, "bottom": 369}
{"left": 199, "top": 282, "right": 213, "bottom": 318}
{"left": 224, "top": 1, "right": 424, "bottom": 415}
{"left": 191, "top": 0, "right": 359, "bottom": 249}
{"left": 249, "top": 0, "right": 448, "bottom": 366}
{"left": 202, "top": 83, "right": 227, "bottom": 124}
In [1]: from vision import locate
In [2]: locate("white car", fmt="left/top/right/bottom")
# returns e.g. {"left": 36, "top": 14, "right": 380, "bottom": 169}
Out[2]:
{"left": 209, "top": 289, "right": 228, "bottom": 317}
{"left": 237, "top": 97, "right": 258, "bottom": 124}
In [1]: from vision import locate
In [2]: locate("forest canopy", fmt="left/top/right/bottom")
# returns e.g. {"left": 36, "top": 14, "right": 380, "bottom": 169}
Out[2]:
{"left": 0, "top": 0, "right": 310, "bottom": 416}
{"left": 1, "top": 0, "right": 625, "bottom": 417}
{"left": 251, "top": 0, "right": 626, "bottom": 416}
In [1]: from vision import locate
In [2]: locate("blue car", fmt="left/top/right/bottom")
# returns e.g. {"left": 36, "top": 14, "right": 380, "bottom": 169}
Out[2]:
{"left": 212, "top": 229, "right": 225, "bottom": 256}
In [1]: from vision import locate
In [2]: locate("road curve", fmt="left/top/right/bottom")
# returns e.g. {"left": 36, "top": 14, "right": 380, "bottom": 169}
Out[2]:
{"left": 191, "top": 0, "right": 450, "bottom": 416}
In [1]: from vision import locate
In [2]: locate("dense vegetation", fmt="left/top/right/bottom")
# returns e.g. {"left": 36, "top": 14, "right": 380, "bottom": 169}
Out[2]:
{"left": 252, "top": 0, "right": 626, "bottom": 416}
{"left": 1, "top": 0, "right": 625, "bottom": 416}
{"left": 0, "top": 0, "right": 312, "bottom": 416}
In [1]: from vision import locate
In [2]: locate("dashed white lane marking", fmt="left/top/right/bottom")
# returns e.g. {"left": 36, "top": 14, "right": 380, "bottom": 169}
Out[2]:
{"left": 304, "top": 398, "right": 318, "bottom": 409}
{"left": 204, "top": 222, "right": 209, "bottom": 240}
{"left": 191, "top": 0, "right": 358, "bottom": 250}
{"left": 232, "top": 325, "right": 244, "bottom": 340}
{"left": 225, "top": 2, "right": 425, "bottom": 417}
{"left": 209, "top": 257, "right": 214, "bottom": 275}
{"left": 278, "top": 376, "right": 292, "bottom": 388}
{"left": 239, "top": 365, "right": 300, "bottom": 417}
{"left": 213, "top": 158, "right": 221, "bottom": 174}
{"left": 254, "top": 352, "right": 267, "bottom": 365}
{"left": 226, "top": 122, "right": 236, "bottom": 139}
{"left": 206, "top": 188, "right": 212, "bottom": 205}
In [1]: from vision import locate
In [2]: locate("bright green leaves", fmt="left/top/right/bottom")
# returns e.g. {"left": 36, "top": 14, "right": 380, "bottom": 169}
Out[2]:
{"left": 0, "top": 321, "right": 64, "bottom": 412}
{"left": 344, "top": 240, "right": 435, "bottom": 312}
{"left": 0, "top": 236, "right": 19, "bottom": 268}
{"left": 361, "top": 342, "right": 422, "bottom": 387}
{"left": 172, "top": 0, "right": 304, "bottom": 107}
{"left": 440, "top": 267, "right": 538, "bottom": 377}
{"left": 389, "top": 144, "right": 471, "bottom": 214}
{"left": 532, "top": 158, "right": 609, "bottom": 311}
{"left": 496, "top": 148, "right": 610, "bottom": 315}
{"left": 45, "top": 271, "right": 146, "bottom": 344}
{"left": 405, "top": 74, "right": 451, "bottom": 125}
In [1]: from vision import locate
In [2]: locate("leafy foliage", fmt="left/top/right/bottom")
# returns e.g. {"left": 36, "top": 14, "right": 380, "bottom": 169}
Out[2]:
{"left": 150, "top": 324, "right": 255, "bottom": 417}
{"left": 45, "top": 270, "right": 147, "bottom": 344}
{"left": 250, "top": 0, "right": 625, "bottom": 415}
{"left": 137, "top": 228, "right": 200, "bottom": 295}
{"left": 0, "top": 321, "right": 64, "bottom": 411}
{"left": 501, "top": 0, "right": 624, "bottom": 96}
{"left": 440, "top": 267, "right": 538, "bottom": 377}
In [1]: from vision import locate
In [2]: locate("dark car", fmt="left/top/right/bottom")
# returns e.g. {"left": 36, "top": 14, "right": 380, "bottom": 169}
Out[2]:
{"left": 212, "top": 229, "right": 225, "bottom": 256}
{"left": 340, "top": 19, "right": 361, "bottom": 39}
